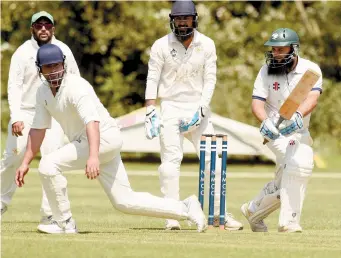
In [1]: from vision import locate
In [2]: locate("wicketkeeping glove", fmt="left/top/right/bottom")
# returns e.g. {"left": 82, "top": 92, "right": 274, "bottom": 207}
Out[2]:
{"left": 260, "top": 117, "right": 280, "bottom": 141}
{"left": 179, "top": 106, "right": 206, "bottom": 134}
{"left": 145, "top": 105, "right": 160, "bottom": 140}
{"left": 279, "top": 111, "right": 303, "bottom": 136}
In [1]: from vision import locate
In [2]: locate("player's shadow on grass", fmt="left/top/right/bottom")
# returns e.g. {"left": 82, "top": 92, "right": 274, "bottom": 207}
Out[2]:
{"left": 2, "top": 221, "right": 37, "bottom": 224}
{"left": 130, "top": 227, "right": 197, "bottom": 231}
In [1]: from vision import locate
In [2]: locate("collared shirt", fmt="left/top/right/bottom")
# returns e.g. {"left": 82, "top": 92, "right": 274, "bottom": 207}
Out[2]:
{"left": 145, "top": 30, "right": 217, "bottom": 109}
{"left": 252, "top": 56, "right": 323, "bottom": 129}
{"left": 7, "top": 36, "right": 80, "bottom": 123}
{"left": 32, "top": 74, "right": 112, "bottom": 142}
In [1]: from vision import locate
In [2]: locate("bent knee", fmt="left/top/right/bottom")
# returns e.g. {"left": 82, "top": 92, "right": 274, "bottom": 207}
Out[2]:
{"left": 110, "top": 193, "right": 135, "bottom": 214}
{"left": 38, "top": 155, "right": 59, "bottom": 176}
{"left": 285, "top": 141, "right": 313, "bottom": 177}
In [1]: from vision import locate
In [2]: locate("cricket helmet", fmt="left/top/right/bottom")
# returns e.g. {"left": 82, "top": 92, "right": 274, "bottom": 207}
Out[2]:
{"left": 36, "top": 44, "right": 65, "bottom": 87}
{"left": 169, "top": 1, "right": 198, "bottom": 41}
{"left": 264, "top": 28, "right": 300, "bottom": 68}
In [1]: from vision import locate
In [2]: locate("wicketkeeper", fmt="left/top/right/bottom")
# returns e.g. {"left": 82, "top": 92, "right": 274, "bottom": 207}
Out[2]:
{"left": 144, "top": 1, "right": 243, "bottom": 231}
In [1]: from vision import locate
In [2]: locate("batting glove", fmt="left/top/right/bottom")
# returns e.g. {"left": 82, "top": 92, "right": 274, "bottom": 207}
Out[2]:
{"left": 260, "top": 117, "right": 280, "bottom": 141}
{"left": 145, "top": 105, "right": 160, "bottom": 140}
{"left": 279, "top": 111, "right": 303, "bottom": 136}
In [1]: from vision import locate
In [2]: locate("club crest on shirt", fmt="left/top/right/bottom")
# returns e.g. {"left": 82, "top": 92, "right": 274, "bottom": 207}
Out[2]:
{"left": 273, "top": 82, "right": 280, "bottom": 91}
{"left": 195, "top": 46, "right": 203, "bottom": 52}
{"left": 170, "top": 49, "right": 177, "bottom": 57}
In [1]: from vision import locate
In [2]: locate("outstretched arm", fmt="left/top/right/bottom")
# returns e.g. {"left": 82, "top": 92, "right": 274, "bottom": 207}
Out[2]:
{"left": 16, "top": 128, "right": 46, "bottom": 187}
{"left": 85, "top": 121, "right": 100, "bottom": 180}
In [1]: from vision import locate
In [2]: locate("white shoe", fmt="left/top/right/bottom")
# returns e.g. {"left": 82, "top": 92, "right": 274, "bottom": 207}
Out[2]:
{"left": 165, "top": 219, "right": 181, "bottom": 230}
{"left": 39, "top": 215, "right": 53, "bottom": 225}
{"left": 1, "top": 206, "right": 7, "bottom": 215}
{"left": 224, "top": 213, "right": 243, "bottom": 231}
{"left": 213, "top": 213, "right": 243, "bottom": 230}
{"left": 278, "top": 224, "right": 302, "bottom": 233}
{"left": 37, "top": 217, "right": 77, "bottom": 234}
{"left": 183, "top": 195, "right": 207, "bottom": 233}
{"left": 241, "top": 203, "right": 268, "bottom": 232}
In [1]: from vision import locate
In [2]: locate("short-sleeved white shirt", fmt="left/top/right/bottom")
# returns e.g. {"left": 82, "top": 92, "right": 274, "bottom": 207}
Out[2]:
{"left": 252, "top": 56, "right": 322, "bottom": 128}
{"left": 32, "top": 74, "right": 112, "bottom": 141}
{"left": 7, "top": 36, "right": 80, "bottom": 123}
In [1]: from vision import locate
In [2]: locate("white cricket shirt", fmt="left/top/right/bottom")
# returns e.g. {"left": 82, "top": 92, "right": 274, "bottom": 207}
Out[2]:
{"left": 145, "top": 30, "right": 217, "bottom": 109}
{"left": 32, "top": 74, "right": 112, "bottom": 141}
{"left": 7, "top": 36, "right": 80, "bottom": 123}
{"left": 252, "top": 56, "right": 323, "bottom": 129}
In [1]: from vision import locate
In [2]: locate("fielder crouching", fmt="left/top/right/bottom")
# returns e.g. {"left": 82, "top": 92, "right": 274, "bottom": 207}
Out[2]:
{"left": 241, "top": 28, "right": 323, "bottom": 233}
{"left": 15, "top": 44, "right": 207, "bottom": 234}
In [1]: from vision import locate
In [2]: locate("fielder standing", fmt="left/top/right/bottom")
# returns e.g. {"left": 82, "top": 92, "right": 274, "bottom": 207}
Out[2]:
{"left": 144, "top": 1, "right": 243, "bottom": 231}
{"left": 1, "top": 11, "right": 79, "bottom": 229}
{"left": 241, "top": 28, "right": 322, "bottom": 232}
{"left": 15, "top": 44, "right": 207, "bottom": 234}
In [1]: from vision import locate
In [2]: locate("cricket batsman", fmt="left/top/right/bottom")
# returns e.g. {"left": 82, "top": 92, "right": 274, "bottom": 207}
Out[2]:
{"left": 144, "top": 1, "right": 243, "bottom": 231}
{"left": 241, "top": 28, "right": 323, "bottom": 232}
{"left": 15, "top": 44, "right": 207, "bottom": 234}
{"left": 0, "top": 11, "right": 79, "bottom": 229}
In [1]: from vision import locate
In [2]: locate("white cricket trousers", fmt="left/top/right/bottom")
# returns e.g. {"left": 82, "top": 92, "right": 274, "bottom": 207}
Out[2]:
{"left": 38, "top": 121, "right": 189, "bottom": 223}
{"left": 1, "top": 111, "right": 64, "bottom": 216}
{"left": 249, "top": 130, "right": 314, "bottom": 227}
{"left": 158, "top": 101, "right": 225, "bottom": 216}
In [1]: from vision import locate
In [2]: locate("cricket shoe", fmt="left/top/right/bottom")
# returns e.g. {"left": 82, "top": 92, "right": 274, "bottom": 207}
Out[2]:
{"left": 241, "top": 203, "right": 268, "bottom": 232}
{"left": 184, "top": 195, "right": 207, "bottom": 233}
{"left": 165, "top": 219, "right": 181, "bottom": 230}
{"left": 278, "top": 224, "right": 302, "bottom": 233}
{"left": 213, "top": 213, "right": 243, "bottom": 231}
{"left": 1, "top": 205, "right": 7, "bottom": 216}
{"left": 37, "top": 217, "right": 77, "bottom": 234}
{"left": 38, "top": 215, "right": 53, "bottom": 226}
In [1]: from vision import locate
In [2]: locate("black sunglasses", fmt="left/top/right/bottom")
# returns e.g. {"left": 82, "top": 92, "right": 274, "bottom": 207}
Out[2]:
{"left": 33, "top": 23, "right": 53, "bottom": 30}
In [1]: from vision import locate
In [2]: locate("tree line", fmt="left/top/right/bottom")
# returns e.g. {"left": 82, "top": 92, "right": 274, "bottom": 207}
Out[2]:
{"left": 1, "top": 1, "right": 340, "bottom": 152}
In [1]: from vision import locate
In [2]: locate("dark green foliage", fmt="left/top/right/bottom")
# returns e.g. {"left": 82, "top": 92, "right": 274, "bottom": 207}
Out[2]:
{"left": 1, "top": 1, "right": 340, "bottom": 151}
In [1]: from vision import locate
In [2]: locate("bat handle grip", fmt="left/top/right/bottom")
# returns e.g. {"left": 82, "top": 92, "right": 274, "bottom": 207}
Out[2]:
{"left": 262, "top": 117, "right": 285, "bottom": 145}
{"left": 275, "top": 117, "right": 284, "bottom": 128}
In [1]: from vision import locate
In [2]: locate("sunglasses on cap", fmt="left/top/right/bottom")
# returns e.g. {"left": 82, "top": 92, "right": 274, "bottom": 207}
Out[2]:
{"left": 32, "top": 23, "right": 53, "bottom": 30}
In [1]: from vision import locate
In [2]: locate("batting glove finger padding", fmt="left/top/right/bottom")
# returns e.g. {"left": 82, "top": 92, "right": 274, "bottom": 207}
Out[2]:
{"left": 279, "top": 112, "right": 303, "bottom": 136}
{"left": 260, "top": 118, "right": 280, "bottom": 141}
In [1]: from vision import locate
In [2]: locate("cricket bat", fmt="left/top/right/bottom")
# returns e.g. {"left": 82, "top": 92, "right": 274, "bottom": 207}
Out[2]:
{"left": 263, "top": 68, "right": 321, "bottom": 144}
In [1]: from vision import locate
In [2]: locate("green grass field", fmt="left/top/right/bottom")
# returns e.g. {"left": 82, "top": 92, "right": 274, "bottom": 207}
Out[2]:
{"left": 1, "top": 169, "right": 341, "bottom": 258}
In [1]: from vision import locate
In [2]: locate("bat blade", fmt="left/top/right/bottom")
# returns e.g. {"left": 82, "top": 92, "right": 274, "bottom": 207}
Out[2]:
{"left": 262, "top": 68, "right": 320, "bottom": 144}
{"left": 278, "top": 68, "right": 320, "bottom": 119}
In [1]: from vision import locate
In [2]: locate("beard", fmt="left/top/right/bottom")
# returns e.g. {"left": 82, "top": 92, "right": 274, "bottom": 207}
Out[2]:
{"left": 175, "top": 26, "right": 193, "bottom": 41}
{"left": 267, "top": 58, "right": 295, "bottom": 75}
{"left": 33, "top": 32, "right": 53, "bottom": 46}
